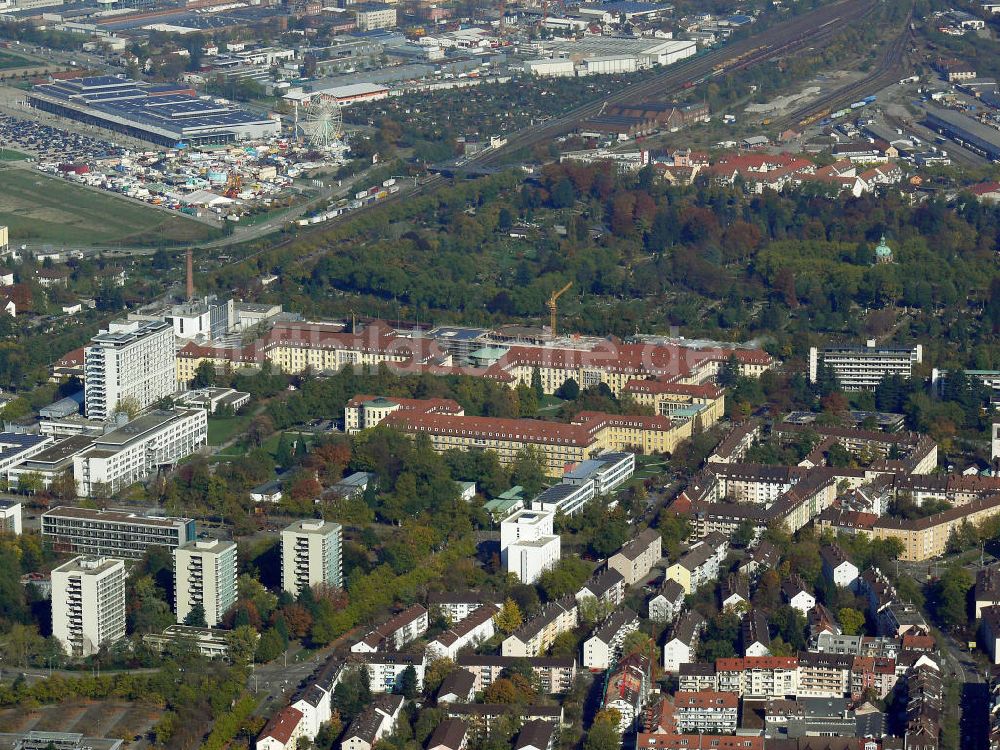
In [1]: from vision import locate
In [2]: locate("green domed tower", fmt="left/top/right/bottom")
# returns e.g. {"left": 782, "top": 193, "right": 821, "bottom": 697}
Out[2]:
{"left": 874, "top": 234, "right": 893, "bottom": 264}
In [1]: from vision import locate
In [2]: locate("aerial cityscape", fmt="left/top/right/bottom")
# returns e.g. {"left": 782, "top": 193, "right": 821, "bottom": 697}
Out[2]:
{"left": 0, "top": 0, "right": 997, "bottom": 748}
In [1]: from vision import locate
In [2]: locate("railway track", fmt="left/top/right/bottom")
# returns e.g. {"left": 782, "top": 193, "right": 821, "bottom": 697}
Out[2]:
{"left": 471, "top": 0, "right": 876, "bottom": 166}
{"left": 774, "top": 12, "right": 914, "bottom": 130}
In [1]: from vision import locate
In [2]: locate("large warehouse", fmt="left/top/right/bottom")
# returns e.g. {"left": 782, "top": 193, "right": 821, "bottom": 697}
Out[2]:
{"left": 924, "top": 106, "right": 1000, "bottom": 161}
{"left": 538, "top": 37, "right": 696, "bottom": 70}
{"left": 28, "top": 76, "right": 280, "bottom": 147}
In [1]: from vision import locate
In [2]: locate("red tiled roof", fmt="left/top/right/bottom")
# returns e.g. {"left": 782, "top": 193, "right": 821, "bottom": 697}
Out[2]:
{"left": 260, "top": 706, "right": 303, "bottom": 745}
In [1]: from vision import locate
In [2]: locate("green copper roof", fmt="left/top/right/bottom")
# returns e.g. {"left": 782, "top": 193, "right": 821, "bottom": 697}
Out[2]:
{"left": 875, "top": 234, "right": 892, "bottom": 257}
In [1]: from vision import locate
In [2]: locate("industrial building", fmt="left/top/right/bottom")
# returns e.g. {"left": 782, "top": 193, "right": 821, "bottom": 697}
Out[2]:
{"left": 924, "top": 106, "right": 1000, "bottom": 161}
{"left": 538, "top": 37, "right": 696, "bottom": 71}
{"left": 28, "top": 76, "right": 279, "bottom": 148}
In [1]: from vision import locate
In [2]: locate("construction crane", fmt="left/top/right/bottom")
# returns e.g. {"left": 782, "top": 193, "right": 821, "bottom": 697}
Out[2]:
{"left": 547, "top": 281, "right": 572, "bottom": 338}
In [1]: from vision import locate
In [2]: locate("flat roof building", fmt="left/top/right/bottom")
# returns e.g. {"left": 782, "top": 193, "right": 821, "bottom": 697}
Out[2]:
{"left": 42, "top": 505, "right": 196, "bottom": 559}
{"left": 174, "top": 538, "right": 237, "bottom": 628}
{"left": 72, "top": 409, "right": 208, "bottom": 496}
{"left": 51, "top": 556, "right": 125, "bottom": 657}
{"left": 809, "top": 341, "right": 923, "bottom": 391}
{"left": 29, "top": 76, "right": 280, "bottom": 147}
{"left": 84, "top": 319, "right": 175, "bottom": 420}
{"left": 281, "top": 519, "right": 343, "bottom": 595}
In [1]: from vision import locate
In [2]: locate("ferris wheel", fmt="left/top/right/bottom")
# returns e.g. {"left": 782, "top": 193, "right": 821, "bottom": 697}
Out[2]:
{"left": 299, "top": 101, "right": 344, "bottom": 148}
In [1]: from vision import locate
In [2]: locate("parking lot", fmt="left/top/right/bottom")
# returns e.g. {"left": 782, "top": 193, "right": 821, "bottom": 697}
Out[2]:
{"left": 0, "top": 113, "right": 127, "bottom": 164}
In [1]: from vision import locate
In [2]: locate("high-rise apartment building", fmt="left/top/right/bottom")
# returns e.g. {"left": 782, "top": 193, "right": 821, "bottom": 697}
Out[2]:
{"left": 281, "top": 519, "right": 343, "bottom": 595}
{"left": 85, "top": 319, "right": 175, "bottom": 420}
{"left": 808, "top": 341, "right": 923, "bottom": 391}
{"left": 173, "top": 539, "right": 237, "bottom": 627}
{"left": 51, "top": 556, "right": 125, "bottom": 657}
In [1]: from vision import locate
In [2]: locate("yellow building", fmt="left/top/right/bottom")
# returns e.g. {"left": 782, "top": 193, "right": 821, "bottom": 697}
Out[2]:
{"left": 346, "top": 396, "right": 696, "bottom": 476}
{"left": 872, "top": 495, "right": 1000, "bottom": 561}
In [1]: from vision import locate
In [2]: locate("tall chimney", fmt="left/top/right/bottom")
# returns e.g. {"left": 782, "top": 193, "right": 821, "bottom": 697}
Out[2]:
{"left": 186, "top": 248, "right": 194, "bottom": 301}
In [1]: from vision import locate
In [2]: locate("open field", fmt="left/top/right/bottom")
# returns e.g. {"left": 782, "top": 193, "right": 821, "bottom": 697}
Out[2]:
{"left": 0, "top": 51, "right": 31, "bottom": 70}
{"left": 0, "top": 149, "right": 27, "bottom": 161}
{"left": 0, "top": 166, "right": 220, "bottom": 246}
{"left": 207, "top": 415, "right": 252, "bottom": 446}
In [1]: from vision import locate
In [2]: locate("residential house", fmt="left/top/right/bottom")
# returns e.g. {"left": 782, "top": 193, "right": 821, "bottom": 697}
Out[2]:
{"left": 666, "top": 532, "right": 729, "bottom": 595}
{"left": 742, "top": 609, "right": 772, "bottom": 657}
{"left": 976, "top": 566, "right": 1000, "bottom": 619}
{"left": 576, "top": 568, "right": 626, "bottom": 608}
{"left": 502, "top": 597, "right": 578, "bottom": 657}
{"left": 582, "top": 607, "right": 640, "bottom": 670}
{"left": 455, "top": 654, "right": 577, "bottom": 694}
{"left": 350, "top": 605, "right": 428, "bottom": 653}
{"left": 438, "top": 670, "right": 476, "bottom": 704}
{"left": 609, "top": 528, "right": 663, "bottom": 587}
{"left": 648, "top": 579, "right": 686, "bottom": 624}
{"left": 663, "top": 611, "right": 706, "bottom": 673}
{"left": 782, "top": 575, "right": 816, "bottom": 615}
{"left": 604, "top": 652, "right": 652, "bottom": 731}
{"left": 428, "top": 718, "right": 469, "bottom": 750}
{"left": 257, "top": 706, "right": 304, "bottom": 750}
{"left": 821, "top": 545, "right": 860, "bottom": 590}
{"left": 722, "top": 574, "right": 750, "bottom": 610}
{"left": 341, "top": 694, "right": 404, "bottom": 750}
{"left": 426, "top": 604, "right": 500, "bottom": 661}
{"left": 980, "top": 605, "right": 1000, "bottom": 664}
{"left": 514, "top": 720, "right": 558, "bottom": 750}
{"left": 428, "top": 592, "right": 491, "bottom": 624}
{"left": 291, "top": 684, "right": 331, "bottom": 742}
{"left": 673, "top": 691, "right": 739, "bottom": 733}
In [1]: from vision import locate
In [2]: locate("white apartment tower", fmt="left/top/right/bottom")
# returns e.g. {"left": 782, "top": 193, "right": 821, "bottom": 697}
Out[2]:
{"left": 51, "top": 556, "right": 125, "bottom": 657}
{"left": 281, "top": 519, "right": 343, "bottom": 595}
{"left": 500, "top": 508, "right": 561, "bottom": 584}
{"left": 85, "top": 319, "right": 175, "bottom": 420}
{"left": 173, "top": 539, "right": 238, "bottom": 627}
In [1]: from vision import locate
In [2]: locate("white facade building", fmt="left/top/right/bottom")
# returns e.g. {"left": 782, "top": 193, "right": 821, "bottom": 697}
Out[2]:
{"left": 0, "top": 499, "right": 22, "bottom": 535}
{"left": 84, "top": 319, "right": 175, "bottom": 420}
{"left": 52, "top": 556, "right": 125, "bottom": 657}
{"left": 500, "top": 508, "right": 560, "bottom": 584}
{"left": 73, "top": 409, "right": 208, "bottom": 496}
{"left": 281, "top": 519, "right": 343, "bottom": 595}
{"left": 174, "top": 538, "right": 237, "bottom": 627}
{"left": 808, "top": 341, "right": 923, "bottom": 391}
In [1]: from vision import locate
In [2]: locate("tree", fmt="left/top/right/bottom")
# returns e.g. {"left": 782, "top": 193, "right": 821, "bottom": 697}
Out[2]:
{"left": 838, "top": 607, "right": 865, "bottom": 636}
{"left": 555, "top": 377, "right": 580, "bottom": 400}
{"left": 399, "top": 665, "right": 419, "bottom": 698}
{"left": 493, "top": 597, "right": 523, "bottom": 635}
{"left": 226, "top": 625, "right": 260, "bottom": 665}
{"left": 932, "top": 565, "right": 973, "bottom": 631}
{"left": 183, "top": 602, "right": 207, "bottom": 627}
{"left": 578, "top": 595, "right": 615, "bottom": 626}
{"left": 191, "top": 360, "right": 217, "bottom": 389}
{"left": 718, "top": 354, "right": 741, "bottom": 388}
{"left": 423, "top": 658, "right": 456, "bottom": 696}
{"left": 586, "top": 709, "right": 622, "bottom": 750}
{"left": 275, "top": 433, "right": 293, "bottom": 468}
{"left": 511, "top": 447, "right": 547, "bottom": 496}
{"left": 531, "top": 367, "right": 544, "bottom": 399}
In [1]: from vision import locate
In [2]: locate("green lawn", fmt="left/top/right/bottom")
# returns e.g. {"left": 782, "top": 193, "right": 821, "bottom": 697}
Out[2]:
{"left": 0, "top": 149, "right": 27, "bottom": 162}
{"left": 0, "top": 166, "right": 221, "bottom": 246}
{"left": 207, "top": 415, "right": 251, "bottom": 446}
